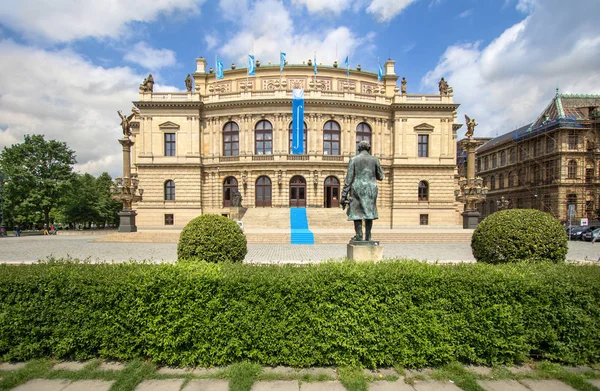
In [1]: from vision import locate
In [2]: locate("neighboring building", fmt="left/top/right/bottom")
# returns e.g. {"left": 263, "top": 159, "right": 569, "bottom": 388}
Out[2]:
{"left": 131, "top": 57, "right": 462, "bottom": 228}
{"left": 474, "top": 93, "right": 600, "bottom": 223}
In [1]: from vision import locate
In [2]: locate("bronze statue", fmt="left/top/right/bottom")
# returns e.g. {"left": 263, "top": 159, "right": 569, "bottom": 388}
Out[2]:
{"left": 341, "top": 141, "right": 384, "bottom": 241}
{"left": 401, "top": 77, "right": 407, "bottom": 94}
{"left": 185, "top": 74, "right": 193, "bottom": 92}
{"left": 438, "top": 77, "right": 449, "bottom": 95}
{"left": 231, "top": 189, "right": 243, "bottom": 207}
{"left": 139, "top": 74, "right": 154, "bottom": 93}
{"left": 465, "top": 114, "right": 477, "bottom": 138}
{"left": 118, "top": 107, "right": 139, "bottom": 137}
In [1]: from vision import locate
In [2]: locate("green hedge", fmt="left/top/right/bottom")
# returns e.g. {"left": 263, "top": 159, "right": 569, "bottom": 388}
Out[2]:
{"left": 0, "top": 260, "right": 599, "bottom": 367}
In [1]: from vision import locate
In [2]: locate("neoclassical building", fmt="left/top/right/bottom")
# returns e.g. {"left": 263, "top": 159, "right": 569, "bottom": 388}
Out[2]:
{"left": 130, "top": 58, "right": 462, "bottom": 228}
{"left": 474, "top": 93, "right": 600, "bottom": 223}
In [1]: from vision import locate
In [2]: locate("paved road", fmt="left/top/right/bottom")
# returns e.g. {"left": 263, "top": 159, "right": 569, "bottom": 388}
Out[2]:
{"left": 0, "top": 234, "right": 598, "bottom": 263}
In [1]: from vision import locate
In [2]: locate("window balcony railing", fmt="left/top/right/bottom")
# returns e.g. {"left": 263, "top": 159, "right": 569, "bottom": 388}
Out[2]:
{"left": 287, "top": 155, "right": 309, "bottom": 160}
{"left": 219, "top": 156, "right": 239, "bottom": 162}
{"left": 322, "top": 155, "right": 344, "bottom": 161}
{"left": 252, "top": 155, "right": 274, "bottom": 161}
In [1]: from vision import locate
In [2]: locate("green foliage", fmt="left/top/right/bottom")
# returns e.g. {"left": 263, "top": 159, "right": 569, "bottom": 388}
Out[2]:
{"left": 0, "top": 134, "right": 76, "bottom": 227}
{"left": 0, "top": 261, "right": 599, "bottom": 368}
{"left": 177, "top": 214, "right": 247, "bottom": 263}
{"left": 471, "top": 209, "right": 568, "bottom": 264}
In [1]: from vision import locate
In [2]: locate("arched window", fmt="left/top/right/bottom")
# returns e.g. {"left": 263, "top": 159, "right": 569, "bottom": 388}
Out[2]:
{"left": 492, "top": 153, "right": 497, "bottom": 168}
{"left": 518, "top": 169, "right": 524, "bottom": 185}
{"left": 490, "top": 175, "right": 496, "bottom": 190}
{"left": 255, "top": 176, "right": 272, "bottom": 207}
{"left": 164, "top": 180, "right": 175, "bottom": 201}
{"left": 483, "top": 157, "right": 489, "bottom": 170}
{"left": 255, "top": 120, "right": 273, "bottom": 155}
{"left": 289, "top": 175, "right": 306, "bottom": 208}
{"left": 499, "top": 173, "right": 504, "bottom": 189}
{"left": 568, "top": 160, "right": 577, "bottom": 179}
{"left": 223, "top": 177, "right": 238, "bottom": 207}
{"left": 508, "top": 171, "right": 514, "bottom": 187}
{"left": 323, "top": 120, "right": 341, "bottom": 155}
{"left": 288, "top": 121, "right": 307, "bottom": 153}
{"left": 500, "top": 151, "right": 506, "bottom": 166}
{"left": 356, "top": 122, "right": 372, "bottom": 154}
{"left": 324, "top": 176, "right": 340, "bottom": 208}
{"left": 223, "top": 121, "right": 239, "bottom": 156}
{"left": 418, "top": 181, "right": 429, "bottom": 201}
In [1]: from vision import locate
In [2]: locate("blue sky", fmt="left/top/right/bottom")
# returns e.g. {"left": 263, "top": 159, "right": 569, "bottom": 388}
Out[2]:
{"left": 0, "top": 0, "right": 599, "bottom": 176}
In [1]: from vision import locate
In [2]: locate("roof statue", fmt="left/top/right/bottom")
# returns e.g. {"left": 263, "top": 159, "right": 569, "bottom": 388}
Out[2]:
{"left": 465, "top": 114, "right": 477, "bottom": 138}
{"left": 118, "top": 107, "right": 139, "bottom": 138}
{"left": 438, "top": 77, "right": 449, "bottom": 95}
{"left": 185, "top": 74, "right": 193, "bottom": 92}
{"left": 401, "top": 77, "right": 407, "bottom": 94}
{"left": 139, "top": 74, "right": 154, "bottom": 93}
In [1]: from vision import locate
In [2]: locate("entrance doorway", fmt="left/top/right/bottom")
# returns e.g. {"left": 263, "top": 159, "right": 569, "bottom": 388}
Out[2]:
{"left": 324, "top": 176, "right": 340, "bottom": 208}
{"left": 223, "top": 176, "right": 238, "bottom": 207}
{"left": 289, "top": 175, "right": 306, "bottom": 207}
{"left": 255, "top": 176, "right": 272, "bottom": 207}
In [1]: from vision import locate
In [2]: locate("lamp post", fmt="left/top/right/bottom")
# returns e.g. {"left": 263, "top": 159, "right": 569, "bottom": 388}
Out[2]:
{"left": 0, "top": 170, "right": 7, "bottom": 237}
{"left": 496, "top": 196, "right": 510, "bottom": 210}
{"left": 455, "top": 116, "right": 488, "bottom": 229}
{"left": 112, "top": 108, "right": 143, "bottom": 232}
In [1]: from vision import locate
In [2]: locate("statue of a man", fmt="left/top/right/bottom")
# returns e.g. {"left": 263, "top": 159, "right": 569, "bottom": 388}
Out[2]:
{"left": 341, "top": 141, "right": 384, "bottom": 242}
{"left": 401, "top": 77, "right": 407, "bottom": 94}
{"left": 438, "top": 77, "right": 449, "bottom": 95}
{"left": 117, "top": 107, "right": 139, "bottom": 137}
{"left": 185, "top": 74, "right": 193, "bottom": 92}
{"left": 231, "top": 189, "right": 243, "bottom": 207}
{"left": 139, "top": 74, "right": 154, "bottom": 92}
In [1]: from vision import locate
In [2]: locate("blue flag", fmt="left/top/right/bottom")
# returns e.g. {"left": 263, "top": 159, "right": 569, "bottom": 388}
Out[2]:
{"left": 248, "top": 54, "right": 255, "bottom": 76}
{"left": 344, "top": 55, "right": 349, "bottom": 76}
{"left": 291, "top": 89, "right": 305, "bottom": 154}
{"left": 280, "top": 52, "right": 286, "bottom": 73}
{"left": 313, "top": 54, "right": 317, "bottom": 75}
{"left": 377, "top": 61, "right": 384, "bottom": 82}
{"left": 216, "top": 58, "right": 224, "bottom": 80}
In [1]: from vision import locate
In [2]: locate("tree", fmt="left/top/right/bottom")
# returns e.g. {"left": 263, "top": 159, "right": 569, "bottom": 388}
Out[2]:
{"left": 0, "top": 134, "right": 76, "bottom": 228}
{"left": 95, "top": 172, "right": 122, "bottom": 226}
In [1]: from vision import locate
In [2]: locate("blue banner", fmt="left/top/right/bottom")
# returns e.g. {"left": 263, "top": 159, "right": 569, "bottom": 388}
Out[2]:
{"left": 345, "top": 55, "right": 349, "bottom": 76}
{"left": 313, "top": 54, "right": 317, "bottom": 75}
{"left": 280, "top": 52, "right": 286, "bottom": 73}
{"left": 291, "top": 89, "right": 304, "bottom": 154}
{"left": 377, "top": 61, "right": 384, "bottom": 82}
{"left": 216, "top": 59, "right": 224, "bottom": 80}
{"left": 248, "top": 54, "right": 255, "bottom": 76}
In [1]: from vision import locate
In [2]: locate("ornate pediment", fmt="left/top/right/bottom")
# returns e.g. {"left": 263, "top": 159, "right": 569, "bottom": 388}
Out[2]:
{"left": 414, "top": 123, "right": 435, "bottom": 132}
{"left": 158, "top": 121, "right": 180, "bottom": 129}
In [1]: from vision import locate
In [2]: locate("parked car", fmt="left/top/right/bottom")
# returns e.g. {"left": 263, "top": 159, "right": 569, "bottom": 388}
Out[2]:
{"left": 566, "top": 226, "right": 588, "bottom": 240}
{"left": 582, "top": 227, "right": 600, "bottom": 242}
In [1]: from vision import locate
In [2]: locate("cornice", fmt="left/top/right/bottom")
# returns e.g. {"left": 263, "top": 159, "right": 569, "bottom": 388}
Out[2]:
{"left": 134, "top": 101, "right": 203, "bottom": 109}
{"left": 391, "top": 103, "right": 460, "bottom": 110}
{"left": 204, "top": 98, "right": 391, "bottom": 112}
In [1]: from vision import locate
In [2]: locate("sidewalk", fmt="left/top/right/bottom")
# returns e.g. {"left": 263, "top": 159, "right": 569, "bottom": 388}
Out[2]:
{"left": 1, "top": 360, "right": 599, "bottom": 391}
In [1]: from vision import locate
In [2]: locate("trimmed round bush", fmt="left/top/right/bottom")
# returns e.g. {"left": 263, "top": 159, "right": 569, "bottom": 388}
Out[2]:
{"left": 177, "top": 214, "right": 247, "bottom": 263}
{"left": 471, "top": 209, "right": 567, "bottom": 264}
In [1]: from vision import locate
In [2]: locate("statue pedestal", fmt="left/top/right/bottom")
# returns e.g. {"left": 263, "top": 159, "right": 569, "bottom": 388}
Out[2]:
{"left": 462, "top": 210, "right": 481, "bottom": 229}
{"left": 118, "top": 210, "right": 138, "bottom": 233}
{"left": 347, "top": 240, "right": 383, "bottom": 261}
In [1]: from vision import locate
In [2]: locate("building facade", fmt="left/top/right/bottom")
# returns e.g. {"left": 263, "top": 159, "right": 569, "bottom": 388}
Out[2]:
{"left": 131, "top": 58, "right": 463, "bottom": 228}
{"left": 474, "top": 93, "right": 600, "bottom": 223}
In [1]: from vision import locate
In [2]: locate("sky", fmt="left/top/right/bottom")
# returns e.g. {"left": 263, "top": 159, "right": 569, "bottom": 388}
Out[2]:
{"left": 0, "top": 0, "right": 599, "bottom": 177}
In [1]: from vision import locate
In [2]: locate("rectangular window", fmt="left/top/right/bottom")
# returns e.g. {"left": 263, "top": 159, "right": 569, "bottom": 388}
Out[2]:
{"left": 419, "top": 214, "right": 429, "bottom": 225}
{"left": 164, "top": 214, "right": 174, "bottom": 225}
{"left": 418, "top": 135, "right": 429, "bottom": 157}
{"left": 165, "top": 133, "right": 176, "bottom": 156}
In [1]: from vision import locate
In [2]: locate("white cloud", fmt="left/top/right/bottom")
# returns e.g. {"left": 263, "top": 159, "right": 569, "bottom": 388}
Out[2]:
{"left": 205, "top": 34, "right": 219, "bottom": 51}
{"left": 458, "top": 9, "right": 473, "bottom": 18}
{"left": 421, "top": 0, "right": 600, "bottom": 138}
{"left": 218, "top": 0, "right": 373, "bottom": 67}
{"left": 366, "top": 0, "right": 419, "bottom": 22}
{"left": 123, "top": 42, "right": 177, "bottom": 70}
{"left": 0, "top": 0, "right": 205, "bottom": 42}
{"left": 0, "top": 39, "right": 177, "bottom": 177}
{"left": 291, "top": 0, "right": 353, "bottom": 14}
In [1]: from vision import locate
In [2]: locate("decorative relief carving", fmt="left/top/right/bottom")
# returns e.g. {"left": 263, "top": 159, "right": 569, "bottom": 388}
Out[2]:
{"left": 208, "top": 81, "right": 231, "bottom": 94}
{"left": 239, "top": 80, "right": 254, "bottom": 90}
{"left": 338, "top": 80, "right": 356, "bottom": 91}
{"left": 361, "top": 83, "right": 381, "bottom": 95}
{"left": 262, "top": 78, "right": 288, "bottom": 90}
{"left": 309, "top": 78, "right": 331, "bottom": 90}
{"left": 287, "top": 78, "right": 306, "bottom": 89}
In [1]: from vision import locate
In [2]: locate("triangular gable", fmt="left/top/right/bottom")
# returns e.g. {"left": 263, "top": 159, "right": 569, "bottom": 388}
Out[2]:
{"left": 158, "top": 121, "right": 180, "bottom": 129}
{"left": 413, "top": 123, "right": 435, "bottom": 131}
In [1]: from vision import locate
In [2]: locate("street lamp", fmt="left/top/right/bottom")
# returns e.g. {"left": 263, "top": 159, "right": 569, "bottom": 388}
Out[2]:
{"left": 496, "top": 196, "right": 510, "bottom": 210}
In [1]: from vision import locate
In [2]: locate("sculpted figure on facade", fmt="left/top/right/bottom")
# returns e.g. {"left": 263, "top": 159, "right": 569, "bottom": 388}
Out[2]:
{"left": 465, "top": 114, "right": 477, "bottom": 138}
{"left": 139, "top": 74, "right": 155, "bottom": 93}
{"left": 117, "top": 107, "right": 139, "bottom": 138}
{"left": 341, "top": 141, "right": 384, "bottom": 241}
{"left": 438, "top": 77, "right": 449, "bottom": 95}
{"left": 231, "top": 189, "right": 243, "bottom": 207}
{"left": 185, "top": 74, "right": 193, "bottom": 92}
{"left": 401, "top": 77, "right": 407, "bottom": 94}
